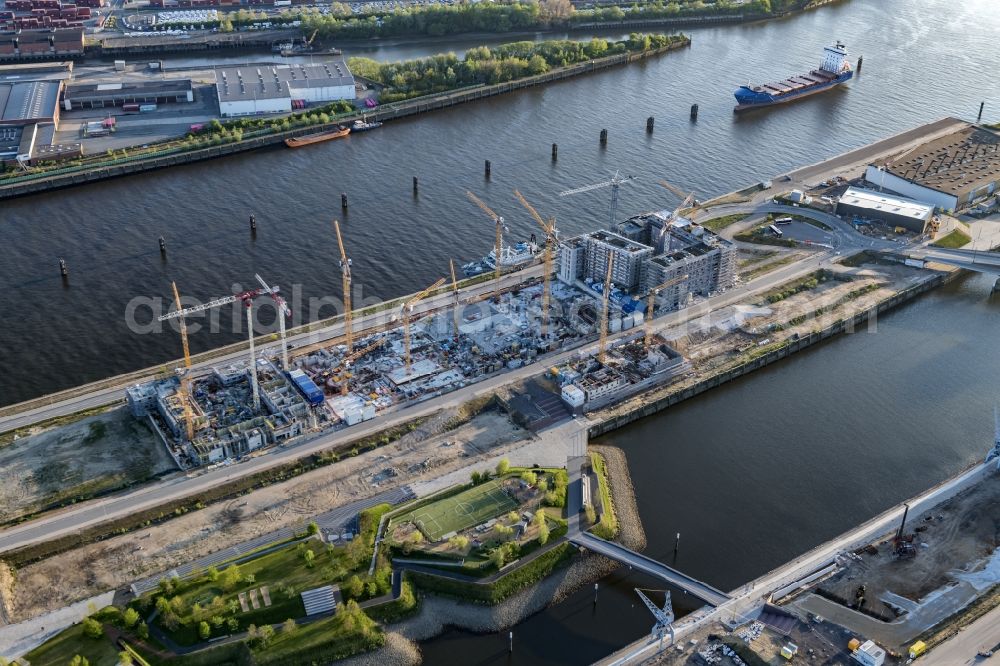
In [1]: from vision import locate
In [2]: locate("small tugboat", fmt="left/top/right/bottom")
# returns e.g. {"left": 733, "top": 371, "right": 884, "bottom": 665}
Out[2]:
{"left": 284, "top": 125, "right": 350, "bottom": 148}
{"left": 350, "top": 118, "right": 383, "bottom": 133}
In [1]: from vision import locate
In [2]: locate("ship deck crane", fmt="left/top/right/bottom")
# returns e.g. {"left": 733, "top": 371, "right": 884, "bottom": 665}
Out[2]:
{"left": 560, "top": 170, "right": 636, "bottom": 230}
{"left": 644, "top": 274, "right": 688, "bottom": 352}
{"left": 159, "top": 282, "right": 270, "bottom": 413}
{"left": 334, "top": 219, "right": 354, "bottom": 354}
{"left": 635, "top": 588, "right": 675, "bottom": 651}
{"left": 402, "top": 277, "right": 446, "bottom": 372}
{"left": 254, "top": 273, "right": 291, "bottom": 371}
{"left": 466, "top": 191, "right": 506, "bottom": 303}
{"left": 449, "top": 259, "right": 461, "bottom": 338}
{"left": 514, "top": 189, "right": 558, "bottom": 341}
{"left": 598, "top": 254, "right": 615, "bottom": 363}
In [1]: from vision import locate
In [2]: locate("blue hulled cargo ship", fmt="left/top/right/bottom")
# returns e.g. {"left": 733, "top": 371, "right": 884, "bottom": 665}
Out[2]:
{"left": 734, "top": 42, "right": 853, "bottom": 111}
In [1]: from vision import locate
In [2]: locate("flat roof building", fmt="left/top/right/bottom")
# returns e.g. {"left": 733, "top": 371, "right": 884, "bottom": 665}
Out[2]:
{"left": 866, "top": 124, "right": 1000, "bottom": 211}
{"left": 215, "top": 60, "right": 355, "bottom": 117}
{"left": 836, "top": 186, "right": 934, "bottom": 232}
{"left": 63, "top": 79, "right": 194, "bottom": 109}
{"left": 0, "top": 79, "right": 61, "bottom": 126}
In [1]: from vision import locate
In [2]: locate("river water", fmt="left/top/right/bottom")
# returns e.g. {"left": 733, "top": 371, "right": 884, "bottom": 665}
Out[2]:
{"left": 2, "top": 0, "right": 1000, "bottom": 661}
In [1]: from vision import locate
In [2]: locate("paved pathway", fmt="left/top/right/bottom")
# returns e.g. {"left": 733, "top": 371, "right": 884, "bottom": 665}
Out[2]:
{"left": 0, "top": 591, "right": 115, "bottom": 660}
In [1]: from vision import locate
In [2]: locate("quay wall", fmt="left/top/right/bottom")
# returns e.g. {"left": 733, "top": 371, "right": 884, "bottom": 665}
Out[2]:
{"left": 587, "top": 272, "right": 951, "bottom": 439}
{"left": 0, "top": 39, "right": 688, "bottom": 201}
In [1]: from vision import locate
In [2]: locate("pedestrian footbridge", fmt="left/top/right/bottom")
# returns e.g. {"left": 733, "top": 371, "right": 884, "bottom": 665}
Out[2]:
{"left": 569, "top": 531, "right": 731, "bottom": 607}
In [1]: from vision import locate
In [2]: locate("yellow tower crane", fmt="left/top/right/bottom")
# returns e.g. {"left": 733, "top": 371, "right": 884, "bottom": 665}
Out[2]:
{"left": 402, "top": 277, "right": 446, "bottom": 372}
{"left": 170, "top": 281, "right": 196, "bottom": 442}
{"left": 449, "top": 259, "right": 461, "bottom": 338}
{"left": 333, "top": 337, "right": 386, "bottom": 395}
{"left": 333, "top": 219, "right": 353, "bottom": 354}
{"left": 513, "top": 189, "right": 557, "bottom": 341}
{"left": 644, "top": 274, "right": 689, "bottom": 352}
{"left": 466, "top": 191, "right": 505, "bottom": 303}
{"left": 598, "top": 254, "right": 615, "bottom": 364}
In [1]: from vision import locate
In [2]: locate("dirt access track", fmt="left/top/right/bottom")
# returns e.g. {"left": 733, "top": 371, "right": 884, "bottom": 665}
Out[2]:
{"left": 4, "top": 407, "right": 534, "bottom": 623}
{"left": 0, "top": 408, "right": 176, "bottom": 524}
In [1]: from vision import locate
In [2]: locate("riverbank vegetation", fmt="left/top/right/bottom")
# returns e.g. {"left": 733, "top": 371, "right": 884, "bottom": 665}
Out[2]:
{"left": 349, "top": 34, "right": 685, "bottom": 102}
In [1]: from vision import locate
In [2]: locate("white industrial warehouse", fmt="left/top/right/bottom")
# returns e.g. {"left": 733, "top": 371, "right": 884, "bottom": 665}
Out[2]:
{"left": 214, "top": 59, "right": 355, "bottom": 117}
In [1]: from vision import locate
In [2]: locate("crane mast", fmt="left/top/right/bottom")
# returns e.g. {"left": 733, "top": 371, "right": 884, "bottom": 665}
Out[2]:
{"left": 598, "top": 254, "right": 615, "bottom": 363}
{"left": 333, "top": 338, "right": 385, "bottom": 394}
{"left": 514, "top": 189, "right": 557, "bottom": 341}
{"left": 466, "top": 191, "right": 505, "bottom": 303}
{"left": 254, "top": 273, "right": 291, "bottom": 371}
{"left": 449, "top": 259, "right": 461, "bottom": 338}
{"left": 170, "top": 281, "right": 196, "bottom": 442}
{"left": 334, "top": 219, "right": 354, "bottom": 354}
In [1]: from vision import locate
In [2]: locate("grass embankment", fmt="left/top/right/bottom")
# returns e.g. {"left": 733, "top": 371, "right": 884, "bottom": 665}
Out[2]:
{"left": 701, "top": 213, "right": 748, "bottom": 232}
{"left": 3, "top": 416, "right": 425, "bottom": 568}
{"left": 407, "top": 542, "right": 574, "bottom": 604}
{"left": 349, "top": 34, "right": 686, "bottom": 103}
{"left": 0, "top": 405, "right": 111, "bottom": 447}
{"left": 588, "top": 452, "right": 618, "bottom": 540}
{"left": 741, "top": 254, "right": 800, "bottom": 281}
{"left": 24, "top": 622, "right": 122, "bottom": 666}
{"left": 932, "top": 229, "right": 972, "bottom": 248}
{"left": 759, "top": 270, "right": 834, "bottom": 304}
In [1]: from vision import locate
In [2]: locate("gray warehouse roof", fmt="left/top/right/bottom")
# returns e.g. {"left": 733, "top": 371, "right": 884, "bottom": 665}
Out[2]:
{"left": 214, "top": 59, "right": 354, "bottom": 103}
{"left": 65, "top": 79, "right": 193, "bottom": 101}
{"left": 0, "top": 80, "right": 59, "bottom": 123}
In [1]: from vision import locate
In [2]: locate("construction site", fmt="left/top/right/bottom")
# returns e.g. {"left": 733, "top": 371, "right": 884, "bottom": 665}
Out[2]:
{"left": 125, "top": 184, "right": 731, "bottom": 468}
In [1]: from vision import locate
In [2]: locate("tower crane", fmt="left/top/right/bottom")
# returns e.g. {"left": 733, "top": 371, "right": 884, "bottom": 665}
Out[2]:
{"left": 466, "top": 191, "right": 506, "bottom": 303}
{"left": 334, "top": 219, "right": 354, "bottom": 354}
{"left": 635, "top": 588, "right": 675, "bottom": 651}
{"left": 598, "top": 254, "right": 615, "bottom": 364}
{"left": 331, "top": 337, "right": 386, "bottom": 395}
{"left": 159, "top": 281, "right": 271, "bottom": 413}
{"left": 449, "top": 259, "right": 461, "bottom": 338}
{"left": 513, "top": 189, "right": 557, "bottom": 341}
{"left": 401, "top": 277, "right": 446, "bottom": 373}
{"left": 559, "top": 170, "right": 636, "bottom": 230}
{"left": 254, "top": 273, "right": 292, "bottom": 371}
{"left": 166, "top": 281, "right": 197, "bottom": 442}
{"left": 644, "top": 274, "right": 688, "bottom": 352}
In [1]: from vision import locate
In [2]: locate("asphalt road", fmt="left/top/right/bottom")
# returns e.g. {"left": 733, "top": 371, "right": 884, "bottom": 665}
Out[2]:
{"left": 0, "top": 234, "right": 843, "bottom": 556}
{"left": 0, "top": 263, "right": 543, "bottom": 433}
{"left": 928, "top": 602, "right": 1000, "bottom": 665}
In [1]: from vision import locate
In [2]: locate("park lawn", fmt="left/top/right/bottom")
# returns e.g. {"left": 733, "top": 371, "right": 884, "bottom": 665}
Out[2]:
{"left": 932, "top": 228, "right": 971, "bottom": 248}
{"left": 701, "top": 213, "right": 748, "bottom": 232}
{"left": 155, "top": 541, "right": 347, "bottom": 645}
{"left": 253, "top": 605, "right": 383, "bottom": 665}
{"left": 24, "top": 622, "right": 122, "bottom": 666}
{"left": 391, "top": 479, "right": 517, "bottom": 541}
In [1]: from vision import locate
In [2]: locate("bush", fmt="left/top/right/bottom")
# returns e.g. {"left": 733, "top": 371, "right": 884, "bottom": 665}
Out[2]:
{"left": 198, "top": 621, "right": 211, "bottom": 640}
{"left": 122, "top": 607, "right": 140, "bottom": 628}
{"left": 496, "top": 458, "right": 510, "bottom": 476}
{"left": 82, "top": 617, "right": 103, "bottom": 639}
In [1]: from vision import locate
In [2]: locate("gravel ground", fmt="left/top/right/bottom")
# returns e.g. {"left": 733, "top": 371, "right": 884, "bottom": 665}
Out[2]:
{"left": 592, "top": 444, "right": 647, "bottom": 552}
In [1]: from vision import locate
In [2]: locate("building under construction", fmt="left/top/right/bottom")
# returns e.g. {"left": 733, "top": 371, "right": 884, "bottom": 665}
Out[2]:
{"left": 559, "top": 210, "right": 737, "bottom": 312}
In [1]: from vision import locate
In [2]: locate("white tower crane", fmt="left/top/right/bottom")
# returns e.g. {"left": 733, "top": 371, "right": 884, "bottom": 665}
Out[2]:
{"left": 159, "top": 283, "right": 272, "bottom": 413}
{"left": 635, "top": 588, "right": 675, "bottom": 651}
{"left": 254, "top": 273, "right": 292, "bottom": 371}
{"left": 559, "top": 170, "right": 637, "bottom": 230}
